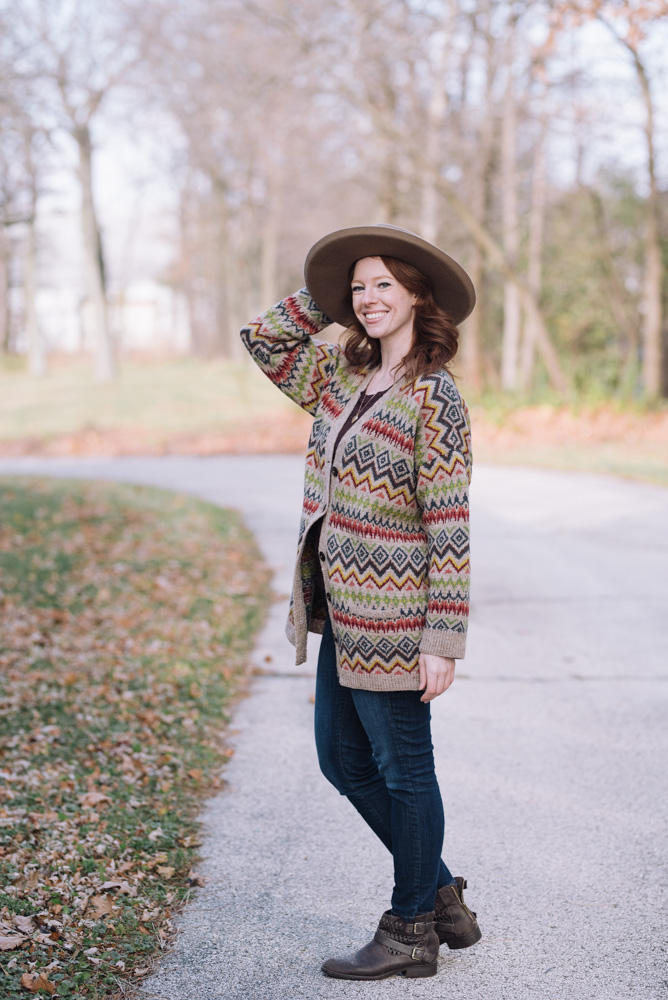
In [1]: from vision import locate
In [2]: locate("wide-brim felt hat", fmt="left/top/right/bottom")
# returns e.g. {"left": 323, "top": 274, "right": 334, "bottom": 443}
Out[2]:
{"left": 304, "top": 223, "right": 476, "bottom": 327}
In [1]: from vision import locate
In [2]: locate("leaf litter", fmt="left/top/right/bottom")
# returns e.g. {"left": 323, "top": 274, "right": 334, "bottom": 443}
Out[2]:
{"left": 0, "top": 478, "right": 270, "bottom": 998}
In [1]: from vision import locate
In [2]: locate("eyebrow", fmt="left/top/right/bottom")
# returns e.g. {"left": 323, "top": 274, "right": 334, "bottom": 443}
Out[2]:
{"left": 351, "top": 274, "right": 392, "bottom": 284}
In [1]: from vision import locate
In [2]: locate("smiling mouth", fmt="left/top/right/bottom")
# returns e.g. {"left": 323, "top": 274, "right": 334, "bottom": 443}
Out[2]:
{"left": 364, "top": 311, "right": 388, "bottom": 321}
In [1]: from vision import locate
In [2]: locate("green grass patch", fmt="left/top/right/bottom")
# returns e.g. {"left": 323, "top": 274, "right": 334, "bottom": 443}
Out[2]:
{"left": 0, "top": 358, "right": 296, "bottom": 442}
{"left": 0, "top": 478, "right": 270, "bottom": 998}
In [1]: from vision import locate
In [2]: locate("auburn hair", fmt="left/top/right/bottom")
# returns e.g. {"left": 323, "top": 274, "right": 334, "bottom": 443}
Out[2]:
{"left": 342, "top": 256, "right": 460, "bottom": 383}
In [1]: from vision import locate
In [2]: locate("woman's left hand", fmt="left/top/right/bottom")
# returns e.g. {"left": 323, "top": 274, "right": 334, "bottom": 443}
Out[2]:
{"left": 418, "top": 653, "right": 456, "bottom": 703}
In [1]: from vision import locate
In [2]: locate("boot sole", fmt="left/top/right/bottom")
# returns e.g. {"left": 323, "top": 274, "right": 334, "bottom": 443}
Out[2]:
{"left": 322, "top": 962, "right": 438, "bottom": 980}
{"left": 437, "top": 927, "right": 482, "bottom": 950}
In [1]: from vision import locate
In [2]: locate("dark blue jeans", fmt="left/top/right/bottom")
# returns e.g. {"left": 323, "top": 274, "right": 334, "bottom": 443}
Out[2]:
{"left": 314, "top": 613, "right": 455, "bottom": 921}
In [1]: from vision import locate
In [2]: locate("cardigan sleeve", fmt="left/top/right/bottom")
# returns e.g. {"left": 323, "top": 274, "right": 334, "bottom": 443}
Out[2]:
{"left": 414, "top": 374, "right": 472, "bottom": 659}
{"left": 240, "top": 288, "right": 339, "bottom": 415}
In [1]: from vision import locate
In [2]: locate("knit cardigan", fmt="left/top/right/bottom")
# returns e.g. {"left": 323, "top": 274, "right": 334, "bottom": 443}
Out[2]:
{"left": 241, "top": 288, "right": 472, "bottom": 692}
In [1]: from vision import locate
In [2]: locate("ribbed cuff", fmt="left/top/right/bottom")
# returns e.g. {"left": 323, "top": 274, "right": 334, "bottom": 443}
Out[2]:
{"left": 419, "top": 627, "right": 467, "bottom": 660}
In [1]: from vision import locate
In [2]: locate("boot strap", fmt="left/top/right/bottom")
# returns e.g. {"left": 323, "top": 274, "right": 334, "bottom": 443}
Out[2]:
{"left": 374, "top": 931, "right": 425, "bottom": 961}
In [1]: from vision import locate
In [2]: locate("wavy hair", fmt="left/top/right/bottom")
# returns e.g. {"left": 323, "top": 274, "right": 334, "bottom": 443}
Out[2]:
{"left": 342, "top": 256, "right": 460, "bottom": 383}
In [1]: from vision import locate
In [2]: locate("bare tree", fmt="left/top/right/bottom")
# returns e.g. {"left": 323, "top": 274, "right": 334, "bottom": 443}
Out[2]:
{"left": 554, "top": 0, "right": 667, "bottom": 397}
{"left": 22, "top": 131, "right": 46, "bottom": 376}
{"left": 10, "top": 0, "right": 142, "bottom": 380}
{"left": 500, "top": 22, "right": 522, "bottom": 391}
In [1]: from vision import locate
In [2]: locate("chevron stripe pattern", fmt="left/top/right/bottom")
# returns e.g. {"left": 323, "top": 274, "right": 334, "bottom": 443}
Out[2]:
{"left": 241, "top": 290, "right": 471, "bottom": 692}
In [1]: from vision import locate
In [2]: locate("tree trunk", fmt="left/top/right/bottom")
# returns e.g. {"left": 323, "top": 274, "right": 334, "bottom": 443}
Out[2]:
{"left": 635, "top": 53, "right": 663, "bottom": 398}
{"left": 0, "top": 228, "right": 9, "bottom": 355}
{"left": 212, "top": 178, "right": 235, "bottom": 358}
{"left": 76, "top": 125, "right": 115, "bottom": 381}
{"left": 460, "top": 248, "right": 483, "bottom": 391}
{"left": 643, "top": 210, "right": 663, "bottom": 398}
{"left": 260, "top": 152, "right": 284, "bottom": 311}
{"left": 597, "top": 22, "right": 664, "bottom": 399}
{"left": 587, "top": 188, "right": 640, "bottom": 390}
{"left": 420, "top": 27, "right": 447, "bottom": 245}
{"left": 434, "top": 171, "right": 568, "bottom": 394}
{"left": 500, "top": 36, "right": 521, "bottom": 391}
{"left": 520, "top": 127, "right": 547, "bottom": 391}
{"left": 24, "top": 215, "right": 47, "bottom": 377}
{"left": 460, "top": 12, "right": 497, "bottom": 392}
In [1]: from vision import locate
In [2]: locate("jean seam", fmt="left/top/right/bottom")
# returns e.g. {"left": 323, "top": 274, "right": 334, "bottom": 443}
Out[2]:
{"left": 385, "top": 694, "right": 426, "bottom": 919}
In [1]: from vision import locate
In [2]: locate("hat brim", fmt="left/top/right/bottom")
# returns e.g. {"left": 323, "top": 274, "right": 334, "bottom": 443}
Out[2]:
{"left": 304, "top": 224, "right": 476, "bottom": 328}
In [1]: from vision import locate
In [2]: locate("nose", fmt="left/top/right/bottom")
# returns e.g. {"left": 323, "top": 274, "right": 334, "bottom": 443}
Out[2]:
{"left": 361, "top": 285, "right": 378, "bottom": 307}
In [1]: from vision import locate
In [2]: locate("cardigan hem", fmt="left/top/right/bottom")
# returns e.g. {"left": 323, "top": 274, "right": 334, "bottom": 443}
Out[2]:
{"left": 337, "top": 668, "right": 422, "bottom": 692}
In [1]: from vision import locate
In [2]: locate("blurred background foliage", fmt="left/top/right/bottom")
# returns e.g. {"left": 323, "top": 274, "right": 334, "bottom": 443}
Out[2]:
{"left": 0, "top": 0, "right": 667, "bottom": 419}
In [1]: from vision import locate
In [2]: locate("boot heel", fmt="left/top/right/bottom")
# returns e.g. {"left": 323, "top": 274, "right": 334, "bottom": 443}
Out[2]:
{"left": 443, "top": 926, "right": 482, "bottom": 950}
{"left": 403, "top": 962, "right": 437, "bottom": 978}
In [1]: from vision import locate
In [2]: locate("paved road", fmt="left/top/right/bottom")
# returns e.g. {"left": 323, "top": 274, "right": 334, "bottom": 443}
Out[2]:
{"left": 1, "top": 457, "right": 666, "bottom": 999}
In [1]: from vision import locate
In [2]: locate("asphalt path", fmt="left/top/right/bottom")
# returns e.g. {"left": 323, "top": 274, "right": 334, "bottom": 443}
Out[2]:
{"left": 0, "top": 456, "right": 666, "bottom": 999}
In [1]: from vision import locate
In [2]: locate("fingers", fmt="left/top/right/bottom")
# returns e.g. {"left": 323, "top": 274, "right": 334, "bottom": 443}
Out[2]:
{"left": 419, "top": 655, "right": 455, "bottom": 702}
{"left": 419, "top": 656, "right": 427, "bottom": 694}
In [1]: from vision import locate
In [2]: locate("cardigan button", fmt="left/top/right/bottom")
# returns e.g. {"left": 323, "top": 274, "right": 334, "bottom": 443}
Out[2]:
{"left": 331, "top": 467, "right": 339, "bottom": 478}
{"left": 319, "top": 552, "right": 325, "bottom": 562}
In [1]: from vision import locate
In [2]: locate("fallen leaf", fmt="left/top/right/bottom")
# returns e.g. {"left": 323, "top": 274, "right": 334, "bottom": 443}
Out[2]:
{"left": 0, "top": 934, "right": 25, "bottom": 950}
{"left": 86, "top": 894, "right": 117, "bottom": 919}
{"left": 13, "top": 915, "right": 35, "bottom": 935}
{"left": 100, "top": 879, "right": 135, "bottom": 895}
{"left": 79, "top": 791, "right": 111, "bottom": 809}
{"left": 178, "top": 834, "right": 203, "bottom": 848}
{"left": 20, "top": 970, "right": 56, "bottom": 994}
{"left": 156, "top": 866, "right": 175, "bottom": 879}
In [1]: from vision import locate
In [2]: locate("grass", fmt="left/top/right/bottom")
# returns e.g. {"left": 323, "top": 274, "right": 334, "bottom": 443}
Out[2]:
{"left": 0, "top": 477, "right": 270, "bottom": 998}
{"left": 0, "top": 358, "right": 293, "bottom": 441}
{"left": 471, "top": 441, "right": 668, "bottom": 489}
{"left": 1, "top": 356, "right": 667, "bottom": 488}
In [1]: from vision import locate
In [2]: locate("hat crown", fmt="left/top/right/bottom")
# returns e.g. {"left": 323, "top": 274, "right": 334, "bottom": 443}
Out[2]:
{"left": 304, "top": 224, "right": 476, "bottom": 327}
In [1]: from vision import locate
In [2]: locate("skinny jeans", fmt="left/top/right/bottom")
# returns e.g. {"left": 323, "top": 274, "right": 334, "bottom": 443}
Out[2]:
{"left": 314, "top": 611, "right": 455, "bottom": 921}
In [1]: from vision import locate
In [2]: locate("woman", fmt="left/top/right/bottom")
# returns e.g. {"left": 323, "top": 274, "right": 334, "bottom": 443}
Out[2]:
{"left": 241, "top": 223, "right": 481, "bottom": 980}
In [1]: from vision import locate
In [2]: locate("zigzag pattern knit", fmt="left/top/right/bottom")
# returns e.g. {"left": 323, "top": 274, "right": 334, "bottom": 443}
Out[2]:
{"left": 241, "top": 288, "right": 472, "bottom": 691}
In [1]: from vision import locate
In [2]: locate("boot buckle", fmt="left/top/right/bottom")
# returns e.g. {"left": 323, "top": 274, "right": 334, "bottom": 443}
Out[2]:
{"left": 410, "top": 946, "right": 425, "bottom": 961}
{"left": 412, "top": 921, "right": 425, "bottom": 934}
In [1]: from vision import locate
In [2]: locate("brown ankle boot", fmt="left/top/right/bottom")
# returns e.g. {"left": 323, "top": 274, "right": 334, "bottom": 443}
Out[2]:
{"left": 434, "top": 876, "right": 482, "bottom": 949}
{"left": 321, "top": 910, "right": 440, "bottom": 980}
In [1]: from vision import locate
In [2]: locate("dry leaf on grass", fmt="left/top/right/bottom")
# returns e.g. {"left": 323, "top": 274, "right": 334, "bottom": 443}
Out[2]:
{"left": 99, "top": 879, "right": 136, "bottom": 895}
{"left": 85, "top": 895, "right": 118, "bottom": 919}
{"left": 13, "top": 915, "right": 35, "bottom": 935}
{"left": 0, "top": 935, "right": 26, "bottom": 951}
{"left": 20, "top": 970, "right": 56, "bottom": 994}
{"left": 79, "top": 790, "right": 112, "bottom": 809}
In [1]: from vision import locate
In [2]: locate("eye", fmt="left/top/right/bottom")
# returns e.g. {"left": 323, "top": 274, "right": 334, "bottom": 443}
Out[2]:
{"left": 351, "top": 284, "right": 363, "bottom": 293}
{"left": 377, "top": 281, "right": 391, "bottom": 289}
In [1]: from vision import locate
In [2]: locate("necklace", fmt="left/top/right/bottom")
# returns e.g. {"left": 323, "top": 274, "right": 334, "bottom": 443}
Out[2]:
{"left": 350, "top": 385, "right": 388, "bottom": 424}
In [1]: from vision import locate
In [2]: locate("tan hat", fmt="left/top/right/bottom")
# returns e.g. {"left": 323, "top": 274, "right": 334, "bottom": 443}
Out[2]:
{"left": 304, "top": 223, "right": 476, "bottom": 327}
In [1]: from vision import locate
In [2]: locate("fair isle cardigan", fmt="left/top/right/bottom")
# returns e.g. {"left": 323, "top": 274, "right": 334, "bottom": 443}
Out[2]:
{"left": 241, "top": 288, "right": 472, "bottom": 692}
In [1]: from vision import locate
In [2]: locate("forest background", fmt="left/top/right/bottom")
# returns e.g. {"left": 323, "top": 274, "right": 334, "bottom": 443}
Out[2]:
{"left": 1, "top": 0, "right": 667, "bottom": 483}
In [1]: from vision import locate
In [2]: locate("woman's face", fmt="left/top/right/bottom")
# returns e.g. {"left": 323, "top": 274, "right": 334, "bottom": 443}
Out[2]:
{"left": 351, "top": 257, "right": 416, "bottom": 345}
